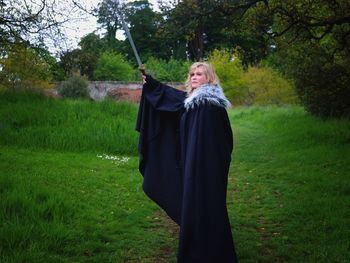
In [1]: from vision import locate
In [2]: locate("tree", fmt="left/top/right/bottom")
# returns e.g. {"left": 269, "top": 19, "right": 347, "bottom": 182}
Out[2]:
{"left": 95, "top": 0, "right": 124, "bottom": 49}
{"left": 75, "top": 33, "right": 107, "bottom": 79}
{"left": 275, "top": 40, "right": 350, "bottom": 118}
{"left": 34, "top": 46, "right": 65, "bottom": 81}
{"left": 0, "top": 43, "right": 53, "bottom": 89}
{"left": 0, "top": 0, "right": 78, "bottom": 47}
{"left": 59, "top": 33, "right": 125, "bottom": 80}
{"left": 163, "top": 0, "right": 213, "bottom": 61}
{"left": 59, "top": 49, "right": 83, "bottom": 78}
{"left": 242, "top": 0, "right": 350, "bottom": 117}
{"left": 95, "top": 0, "right": 167, "bottom": 62}
{"left": 184, "top": 0, "right": 350, "bottom": 117}
{"left": 124, "top": 0, "right": 162, "bottom": 62}
{"left": 158, "top": 0, "right": 270, "bottom": 62}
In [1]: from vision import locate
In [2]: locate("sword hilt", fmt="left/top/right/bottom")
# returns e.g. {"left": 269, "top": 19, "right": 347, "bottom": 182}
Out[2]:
{"left": 139, "top": 64, "right": 146, "bottom": 76}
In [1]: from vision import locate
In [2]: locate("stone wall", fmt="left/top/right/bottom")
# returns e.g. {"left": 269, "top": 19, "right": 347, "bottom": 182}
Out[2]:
{"left": 89, "top": 81, "right": 143, "bottom": 102}
{"left": 89, "top": 81, "right": 184, "bottom": 103}
{"left": 48, "top": 81, "right": 184, "bottom": 103}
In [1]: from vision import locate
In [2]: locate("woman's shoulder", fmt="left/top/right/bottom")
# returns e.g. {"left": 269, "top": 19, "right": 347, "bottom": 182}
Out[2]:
{"left": 184, "top": 84, "right": 231, "bottom": 111}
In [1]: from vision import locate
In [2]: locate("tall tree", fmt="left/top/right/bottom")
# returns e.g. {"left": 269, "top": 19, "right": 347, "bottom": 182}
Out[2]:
{"left": 160, "top": 0, "right": 269, "bottom": 62}
{"left": 240, "top": 0, "right": 350, "bottom": 117}
{"left": 160, "top": 0, "right": 350, "bottom": 117}
{"left": 124, "top": 0, "right": 163, "bottom": 62}
{"left": 166, "top": 0, "right": 349, "bottom": 116}
{"left": 95, "top": 0, "right": 125, "bottom": 49}
{"left": 164, "top": 0, "right": 210, "bottom": 61}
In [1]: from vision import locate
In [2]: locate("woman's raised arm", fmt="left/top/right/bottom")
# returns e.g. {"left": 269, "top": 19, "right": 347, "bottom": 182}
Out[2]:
{"left": 142, "top": 74, "right": 186, "bottom": 112}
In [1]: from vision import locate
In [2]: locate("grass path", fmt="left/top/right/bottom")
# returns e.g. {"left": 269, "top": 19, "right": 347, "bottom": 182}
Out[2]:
{"left": 227, "top": 107, "right": 350, "bottom": 262}
{"left": 228, "top": 110, "right": 292, "bottom": 262}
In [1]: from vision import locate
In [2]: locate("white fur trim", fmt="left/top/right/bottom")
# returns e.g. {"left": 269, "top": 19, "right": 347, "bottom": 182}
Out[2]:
{"left": 184, "top": 84, "right": 231, "bottom": 110}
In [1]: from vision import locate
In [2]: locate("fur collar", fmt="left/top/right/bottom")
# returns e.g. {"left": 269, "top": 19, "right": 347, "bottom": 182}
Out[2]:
{"left": 184, "top": 84, "right": 231, "bottom": 111}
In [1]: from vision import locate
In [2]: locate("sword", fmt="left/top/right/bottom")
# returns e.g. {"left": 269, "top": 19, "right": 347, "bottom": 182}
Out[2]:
{"left": 117, "top": 7, "right": 145, "bottom": 75}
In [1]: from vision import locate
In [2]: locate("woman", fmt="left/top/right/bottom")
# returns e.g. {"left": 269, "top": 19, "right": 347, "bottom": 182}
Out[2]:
{"left": 136, "top": 62, "right": 238, "bottom": 263}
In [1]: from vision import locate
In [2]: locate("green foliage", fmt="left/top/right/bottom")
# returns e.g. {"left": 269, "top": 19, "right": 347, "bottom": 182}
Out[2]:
{"left": 59, "top": 33, "right": 127, "bottom": 80}
{"left": 33, "top": 46, "right": 65, "bottom": 81}
{"left": 95, "top": 0, "right": 122, "bottom": 48}
{"left": 209, "top": 49, "right": 247, "bottom": 104}
{"left": 125, "top": 0, "right": 161, "bottom": 62}
{"left": 241, "top": 66, "right": 299, "bottom": 105}
{"left": 60, "top": 49, "right": 98, "bottom": 81}
{"left": 93, "top": 52, "right": 135, "bottom": 81}
{"left": 208, "top": 49, "right": 299, "bottom": 106}
{"left": 57, "top": 73, "right": 89, "bottom": 99}
{"left": 275, "top": 41, "right": 350, "bottom": 118}
{"left": 95, "top": 0, "right": 177, "bottom": 61}
{"left": 164, "top": 1, "right": 228, "bottom": 61}
{"left": 0, "top": 87, "right": 47, "bottom": 104}
{"left": 145, "top": 57, "right": 191, "bottom": 82}
{"left": 59, "top": 49, "right": 81, "bottom": 78}
{"left": 0, "top": 43, "right": 53, "bottom": 89}
{"left": 243, "top": 0, "right": 350, "bottom": 118}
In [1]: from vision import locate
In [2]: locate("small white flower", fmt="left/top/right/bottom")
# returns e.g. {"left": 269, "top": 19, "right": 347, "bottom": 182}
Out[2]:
{"left": 97, "top": 153, "right": 130, "bottom": 165}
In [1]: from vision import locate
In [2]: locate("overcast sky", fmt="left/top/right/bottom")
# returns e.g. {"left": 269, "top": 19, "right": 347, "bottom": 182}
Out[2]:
{"left": 57, "top": 0, "right": 160, "bottom": 54}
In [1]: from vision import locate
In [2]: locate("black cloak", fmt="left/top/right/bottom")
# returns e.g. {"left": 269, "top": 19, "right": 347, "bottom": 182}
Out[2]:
{"left": 136, "top": 75, "right": 238, "bottom": 263}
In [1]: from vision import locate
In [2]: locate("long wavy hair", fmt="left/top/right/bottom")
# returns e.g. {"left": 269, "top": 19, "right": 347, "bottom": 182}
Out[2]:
{"left": 185, "top": 62, "right": 219, "bottom": 94}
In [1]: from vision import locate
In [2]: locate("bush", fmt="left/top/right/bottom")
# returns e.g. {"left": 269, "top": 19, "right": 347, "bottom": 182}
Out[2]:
{"left": 58, "top": 73, "right": 89, "bottom": 99}
{"left": 241, "top": 66, "right": 299, "bottom": 105}
{"left": 145, "top": 57, "right": 191, "bottom": 82}
{"left": 288, "top": 44, "right": 350, "bottom": 118}
{"left": 209, "top": 49, "right": 300, "bottom": 106}
{"left": 93, "top": 52, "right": 135, "bottom": 81}
{"left": 208, "top": 49, "right": 247, "bottom": 105}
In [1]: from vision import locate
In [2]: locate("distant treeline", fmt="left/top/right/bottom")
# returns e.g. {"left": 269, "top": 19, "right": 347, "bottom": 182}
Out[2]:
{"left": 1, "top": 1, "right": 349, "bottom": 118}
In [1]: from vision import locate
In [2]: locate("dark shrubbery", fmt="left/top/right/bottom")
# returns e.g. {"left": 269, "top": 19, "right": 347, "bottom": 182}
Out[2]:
{"left": 58, "top": 73, "right": 90, "bottom": 99}
{"left": 295, "top": 61, "right": 350, "bottom": 119}
{"left": 282, "top": 43, "right": 350, "bottom": 119}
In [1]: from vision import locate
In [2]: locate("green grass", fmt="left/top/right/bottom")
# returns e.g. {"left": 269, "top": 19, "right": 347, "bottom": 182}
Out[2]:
{"left": 228, "top": 106, "right": 350, "bottom": 263}
{"left": 0, "top": 147, "right": 176, "bottom": 263}
{"left": 0, "top": 90, "right": 349, "bottom": 262}
{"left": 0, "top": 88, "right": 138, "bottom": 155}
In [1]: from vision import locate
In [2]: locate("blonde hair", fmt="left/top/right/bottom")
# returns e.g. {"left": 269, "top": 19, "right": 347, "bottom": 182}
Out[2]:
{"left": 185, "top": 62, "right": 219, "bottom": 93}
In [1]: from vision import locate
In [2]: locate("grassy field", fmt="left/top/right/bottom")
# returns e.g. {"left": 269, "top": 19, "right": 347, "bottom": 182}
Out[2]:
{"left": 228, "top": 107, "right": 350, "bottom": 262}
{"left": 0, "top": 88, "right": 139, "bottom": 155}
{"left": 0, "top": 89, "right": 349, "bottom": 262}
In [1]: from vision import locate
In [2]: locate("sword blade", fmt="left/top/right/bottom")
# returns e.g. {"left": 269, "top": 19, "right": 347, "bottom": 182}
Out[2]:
{"left": 118, "top": 9, "right": 142, "bottom": 67}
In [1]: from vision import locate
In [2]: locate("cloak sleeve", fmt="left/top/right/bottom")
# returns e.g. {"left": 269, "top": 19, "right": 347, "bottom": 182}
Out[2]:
{"left": 178, "top": 104, "right": 238, "bottom": 262}
{"left": 136, "top": 75, "right": 187, "bottom": 224}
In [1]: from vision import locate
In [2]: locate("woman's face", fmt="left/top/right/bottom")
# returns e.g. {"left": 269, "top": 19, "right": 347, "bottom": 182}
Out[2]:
{"left": 190, "top": 67, "right": 208, "bottom": 89}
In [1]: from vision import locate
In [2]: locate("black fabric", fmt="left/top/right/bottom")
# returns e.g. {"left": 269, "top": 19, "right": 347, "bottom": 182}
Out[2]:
{"left": 136, "top": 75, "right": 186, "bottom": 224}
{"left": 136, "top": 75, "right": 238, "bottom": 263}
